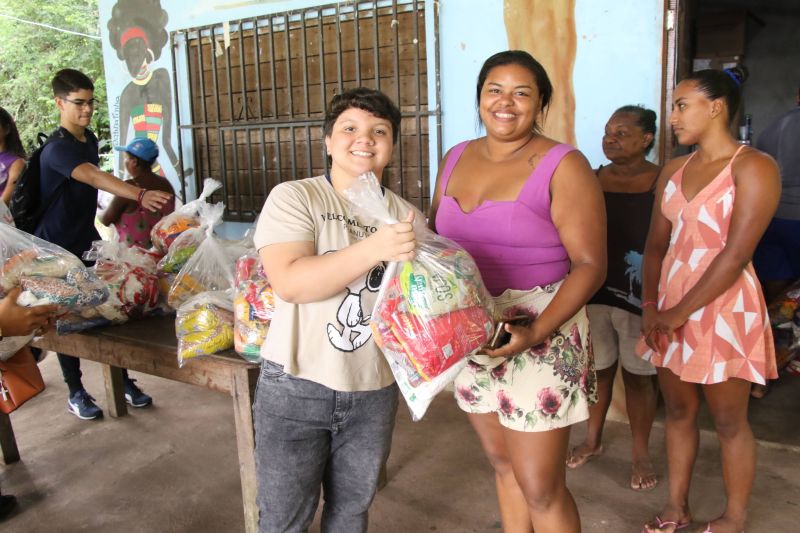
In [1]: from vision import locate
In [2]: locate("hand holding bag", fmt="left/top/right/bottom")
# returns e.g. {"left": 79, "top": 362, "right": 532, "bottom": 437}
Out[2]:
{"left": 0, "top": 346, "right": 45, "bottom": 414}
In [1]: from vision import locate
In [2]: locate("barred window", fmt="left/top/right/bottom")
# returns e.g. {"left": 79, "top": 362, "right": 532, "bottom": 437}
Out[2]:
{"left": 171, "top": 0, "right": 440, "bottom": 222}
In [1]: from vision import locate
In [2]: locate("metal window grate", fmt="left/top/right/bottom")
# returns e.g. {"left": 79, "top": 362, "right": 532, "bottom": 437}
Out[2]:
{"left": 170, "top": 0, "right": 440, "bottom": 222}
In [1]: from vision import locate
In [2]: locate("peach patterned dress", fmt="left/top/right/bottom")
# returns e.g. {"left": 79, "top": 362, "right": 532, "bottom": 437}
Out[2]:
{"left": 637, "top": 146, "right": 777, "bottom": 385}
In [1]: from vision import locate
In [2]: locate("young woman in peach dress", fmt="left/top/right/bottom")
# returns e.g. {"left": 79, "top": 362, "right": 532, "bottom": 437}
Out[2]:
{"left": 638, "top": 68, "right": 780, "bottom": 533}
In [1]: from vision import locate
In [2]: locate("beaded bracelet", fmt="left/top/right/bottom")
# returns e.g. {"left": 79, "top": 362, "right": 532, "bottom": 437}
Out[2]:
{"left": 641, "top": 299, "right": 657, "bottom": 308}
{"left": 137, "top": 188, "right": 147, "bottom": 208}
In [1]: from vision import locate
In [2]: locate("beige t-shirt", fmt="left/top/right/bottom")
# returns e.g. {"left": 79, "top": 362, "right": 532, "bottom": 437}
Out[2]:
{"left": 254, "top": 175, "right": 420, "bottom": 392}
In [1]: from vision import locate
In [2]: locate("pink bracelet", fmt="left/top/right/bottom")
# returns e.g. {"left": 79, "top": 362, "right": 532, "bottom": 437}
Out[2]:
{"left": 641, "top": 299, "right": 657, "bottom": 308}
{"left": 137, "top": 188, "right": 147, "bottom": 207}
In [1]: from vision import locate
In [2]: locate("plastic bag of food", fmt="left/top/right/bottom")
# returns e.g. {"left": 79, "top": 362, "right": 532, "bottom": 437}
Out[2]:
{"left": 56, "top": 231, "right": 164, "bottom": 334}
{"left": 0, "top": 225, "right": 108, "bottom": 306}
{"left": 157, "top": 227, "right": 204, "bottom": 274}
{"left": 176, "top": 290, "right": 234, "bottom": 366}
{"left": 151, "top": 178, "right": 221, "bottom": 254}
{"left": 233, "top": 251, "right": 275, "bottom": 361}
{"left": 342, "top": 172, "right": 494, "bottom": 420}
{"left": 0, "top": 224, "right": 109, "bottom": 355}
{"left": 167, "top": 202, "right": 248, "bottom": 309}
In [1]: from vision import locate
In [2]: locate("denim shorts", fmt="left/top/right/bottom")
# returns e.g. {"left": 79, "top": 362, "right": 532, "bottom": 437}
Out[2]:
{"left": 253, "top": 360, "right": 398, "bottom": 533}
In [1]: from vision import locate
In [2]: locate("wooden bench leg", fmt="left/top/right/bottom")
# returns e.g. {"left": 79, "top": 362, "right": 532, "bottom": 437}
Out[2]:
{"left": 0, "top": 411, "right": 20, "bottom": 465}
{"left": 102, "top": 365, "right": 128, "bottom": 418}
{"left": 232, "top": 367, "right": 259, "bottom": 533}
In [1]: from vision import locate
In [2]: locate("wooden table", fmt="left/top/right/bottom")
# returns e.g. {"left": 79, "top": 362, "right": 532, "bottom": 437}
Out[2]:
{"left": 0, "top": 316, "right": 261, "bottom": 533}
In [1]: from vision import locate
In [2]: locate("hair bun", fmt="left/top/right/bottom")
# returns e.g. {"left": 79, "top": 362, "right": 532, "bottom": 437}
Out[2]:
{"left": 725, "top": 65, "right": 749, "bottom": 86}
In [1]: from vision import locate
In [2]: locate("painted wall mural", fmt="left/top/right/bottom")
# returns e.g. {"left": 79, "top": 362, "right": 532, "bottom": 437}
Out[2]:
{"left": 503, "top": 0, "right": 577, "bottom": 146}
{"left": 107, "top": 0, "right": 191, "bottom": 182}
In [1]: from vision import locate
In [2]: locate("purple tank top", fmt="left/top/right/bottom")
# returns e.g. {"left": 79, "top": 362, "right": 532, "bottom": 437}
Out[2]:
{"left": 0, "top": 151, "right": 22, "bottom": 195}
{"left": 435, "top": 141, "right": 574, "bottom": 296}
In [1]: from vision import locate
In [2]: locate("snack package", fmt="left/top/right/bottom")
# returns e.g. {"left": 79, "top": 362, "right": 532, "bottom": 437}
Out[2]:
{"left": 167, "top": 202, "right": 249, "bottom": 309}
{"left": 151, "top": 178, "right": 221, "bottom": 254}
{"left": 0, "top": 224, "right": 109, "bottom": 356}
{"left": 176, "top": 290, "right": 234, "bottom": 366}
{"left": 233, "top": 252, "right": 275, "bottom": 361}
{"left": 343, "top": 172, "right": 494, "bottom": 420}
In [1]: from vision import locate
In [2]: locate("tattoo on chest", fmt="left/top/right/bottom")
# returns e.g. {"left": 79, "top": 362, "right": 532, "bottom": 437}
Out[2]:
{"left": 527, "top": 153, "right": 543, "bottom": 168}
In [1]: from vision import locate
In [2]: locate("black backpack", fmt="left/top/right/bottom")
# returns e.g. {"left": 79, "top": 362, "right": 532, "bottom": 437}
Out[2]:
{"left": 9, "top": 128, "right": 68, "bottom": 234}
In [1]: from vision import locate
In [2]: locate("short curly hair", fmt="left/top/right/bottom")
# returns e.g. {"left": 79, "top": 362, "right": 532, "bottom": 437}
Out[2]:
{"left": 323, "top": 88, "right": 402, "bottom": 144}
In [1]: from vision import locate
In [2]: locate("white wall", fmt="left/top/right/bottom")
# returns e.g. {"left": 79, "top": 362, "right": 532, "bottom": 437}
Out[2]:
{"left": 438, "top": 0, "right": 664, "bottom": 167}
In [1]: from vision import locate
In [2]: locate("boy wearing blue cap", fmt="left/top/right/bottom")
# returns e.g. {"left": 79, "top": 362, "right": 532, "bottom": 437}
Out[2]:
{"left": 101, "top": 137, "right": 175, "bottom": 248}
{"left": 38, "top": 69, "right": 172, "bottom": 420}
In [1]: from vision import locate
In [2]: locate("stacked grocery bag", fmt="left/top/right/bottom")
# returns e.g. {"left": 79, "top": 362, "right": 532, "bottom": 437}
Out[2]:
{"left": 343, "top": 172, "right": 495, "bottom": 420}
{"left": 56, "top": 231, "right": 161, "bottom": 334}
{"left": 232, "top": 251, "right": 275, "bottom": 362}
{"left": 0, "top": 222, "right": 109, "bottom": 358}
{"left": 171, "top": 198, "right": 253, "bottom": 366}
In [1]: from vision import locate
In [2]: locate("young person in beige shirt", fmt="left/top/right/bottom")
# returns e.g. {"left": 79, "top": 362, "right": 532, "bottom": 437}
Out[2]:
{"left": 253, "top": 88, "right": 422, "bottom": 532}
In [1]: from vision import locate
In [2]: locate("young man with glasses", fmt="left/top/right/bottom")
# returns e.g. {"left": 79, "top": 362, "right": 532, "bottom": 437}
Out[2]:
{"left": 36, "top": 68, "right": 172, "bottom": 420}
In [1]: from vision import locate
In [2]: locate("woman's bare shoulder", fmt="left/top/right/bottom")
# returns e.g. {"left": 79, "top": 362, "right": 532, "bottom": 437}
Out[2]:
{"left": 661, "top": 154, "right": 690, "bottom": 176}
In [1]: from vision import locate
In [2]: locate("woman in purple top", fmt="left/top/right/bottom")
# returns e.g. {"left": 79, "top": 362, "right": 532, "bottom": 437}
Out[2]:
{"left": 0, "top": 107, "right": 25, "bottom": 205}
{"left": 429, "top": 50, "right": 606, "bottom": 533}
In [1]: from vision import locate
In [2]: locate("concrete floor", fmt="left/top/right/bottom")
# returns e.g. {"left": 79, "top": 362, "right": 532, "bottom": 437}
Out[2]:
{"left": 1, "top": 355, "right": 798, "bottom": 532}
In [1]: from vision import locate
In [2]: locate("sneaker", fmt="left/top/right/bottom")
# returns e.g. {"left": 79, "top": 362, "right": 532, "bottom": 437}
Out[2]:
{"left": 124, "top": 379, "right": 152, "bottom": 408}
{"left": 0, "top": 494, "right": 17, "bottom": 520}
{"left": 67, "top": 390, "right": 103, "bottom": 420}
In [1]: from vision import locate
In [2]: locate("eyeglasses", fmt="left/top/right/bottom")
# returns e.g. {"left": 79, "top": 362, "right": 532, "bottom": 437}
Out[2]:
{"left": 62, "top": 97, "right": 99, "bottom": 109}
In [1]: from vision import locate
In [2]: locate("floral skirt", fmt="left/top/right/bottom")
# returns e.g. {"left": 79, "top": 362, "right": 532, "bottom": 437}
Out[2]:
{"left": 454, "top": 282, "right": 597, "bottom": 432}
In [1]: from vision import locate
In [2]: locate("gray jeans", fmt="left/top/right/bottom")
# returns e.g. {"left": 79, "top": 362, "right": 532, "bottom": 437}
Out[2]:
{"left": 253, "top": 360, "right": 398, "bottom": 533}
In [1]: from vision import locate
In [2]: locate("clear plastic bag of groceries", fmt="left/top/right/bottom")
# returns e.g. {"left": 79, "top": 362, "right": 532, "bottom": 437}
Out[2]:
{"left": 157, "top": 195, "right": 227, "bottom": 275}
{"left": 56, "top": 230, "right": 162, "bottom": 334}
{"left": 151, "top": 178, "right": 221, "bottom": 254}
{"left": 0, "top": 223, "right": 109, "bottom": 357}
{"left": 342, "top": 172, "right": 495, "bottom": 420}
{"left": 233, "top": 251, "right": 275, "bottom": 362}
{"left": 167, "top": 202, "right": 249, "bottom": 310}
{"left": 176, "top": 289, "right": 234, "bottom": 366}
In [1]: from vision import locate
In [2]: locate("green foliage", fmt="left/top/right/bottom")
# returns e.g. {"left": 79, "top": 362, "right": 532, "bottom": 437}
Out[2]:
{"left": 0, "top": 0, "right": 108, "bottom": 154}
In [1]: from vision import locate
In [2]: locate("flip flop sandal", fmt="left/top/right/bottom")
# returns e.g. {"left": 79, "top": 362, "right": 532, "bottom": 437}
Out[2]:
{"left": 642, "top": 515, "right": 691, "bottom": 532}
{"left": 566, "top": 445, "right": 603, "bottom": 469}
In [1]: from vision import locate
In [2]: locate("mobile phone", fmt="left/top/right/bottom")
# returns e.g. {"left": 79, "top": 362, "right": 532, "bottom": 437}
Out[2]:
{"left": 487, "top": 314, "right": 532, "bottom": 349}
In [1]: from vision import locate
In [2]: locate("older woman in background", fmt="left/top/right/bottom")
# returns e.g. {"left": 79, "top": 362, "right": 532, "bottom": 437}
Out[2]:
{"left": 568, "top": 105, "right": 660, "bottom": 492}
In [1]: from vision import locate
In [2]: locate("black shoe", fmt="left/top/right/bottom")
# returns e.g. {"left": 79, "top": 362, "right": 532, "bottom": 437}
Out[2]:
{"left": 0, "top": 494, "right": 17, "bottom": 520}
{"left": 124, "top": 379, "right": 152, "bottom": 408}
{"left": 67, "top": 390, "right": 103, "bottom": 420}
